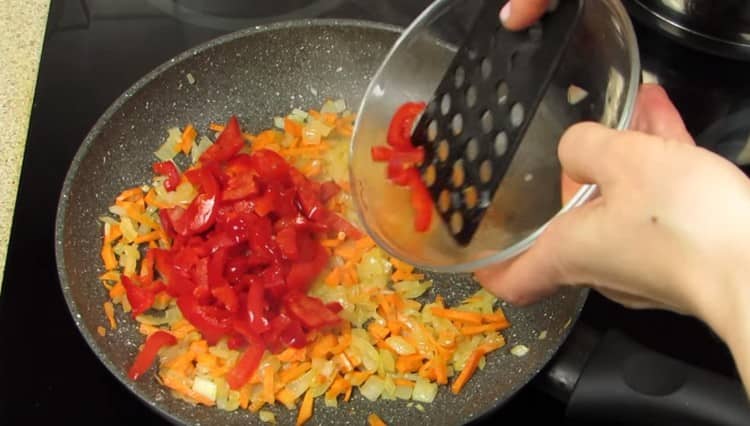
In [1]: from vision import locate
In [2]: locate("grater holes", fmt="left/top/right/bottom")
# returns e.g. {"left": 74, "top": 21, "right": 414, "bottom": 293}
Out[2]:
{"left": 480, "top": 110, "right": 494, "bottom": 134}
{"left": 481, "top": 57, "right": 492, "bottom": 80}
{"left": 438, "top": 190, "right": 451, "bottom": 213}
{"left": 452, "top": 159, "right": 465, "bottom": 188}
{"left": 494, "top": 131, "right": 508, "bottom": 156}
{"left": 427, "top": 120, "right": 438, "bottom": 142}
{"left": 437, "top": 139, "right": 450, "bottom": 162}
{"left": 467, "top": 48, "right": 478, "bottom": 61}
{"left": 451, "top": 114, "right": 464, "bottom": 136}
{"left": 479, "top": 160, "right": 493, "bottom": 183}
{"left": 497, "top": 81, "right": 509, "bottom": 105}
{"left": 450, "top": 211, "right": 464, "bottom": 235}
{"left": 464, "top": 186, "right": 478, "bottom": 209}
{"left": 466, "top": 85, "right": 478, "bottom": 108}
{"left": 440, "top": 93, "right": 451, "bottom": 116}
{"left": 454, "top": 66, "right": 466, "bottom": 88}
{"left": 465, "top": 138, "right": 479, "bottom": 162}
{"left": 423, "top": 164, "right": 437, "bottom": 187}
{"left": 510, "top": 102, "right": 525, "bottom": 127}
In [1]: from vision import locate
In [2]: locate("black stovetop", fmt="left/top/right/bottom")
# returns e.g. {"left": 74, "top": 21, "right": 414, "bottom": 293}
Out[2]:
{"left": 0, "top": 1, "right": 745, "bottom": 424}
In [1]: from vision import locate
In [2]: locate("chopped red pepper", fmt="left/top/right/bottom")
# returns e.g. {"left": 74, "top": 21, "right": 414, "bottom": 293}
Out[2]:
{"left": 128, "top": 331, "right": 177, "bottom": 380}
{"left": 225, "top": 336, "right": 265, "bottom": 389}
{"left": 200, "top": 116, "right": 245, "bottom": 164}
{"left": 387, "top": 102, "right": 426, "bottom": 149}
{"left": 152, "top": 161, "right": 181, "bottom": 191}
{"left": 371, "top": 101, "right": 435, "bottom": 232}
{"left": 142, "top": 118, "right": 363, "bottom": 359}
{"left": 121, "top": 275, "right": 155, "bottom": 318}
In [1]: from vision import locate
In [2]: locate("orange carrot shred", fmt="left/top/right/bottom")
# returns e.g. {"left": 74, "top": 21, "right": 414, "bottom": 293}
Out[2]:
{"left": 97, "top": 326, "right": 106, "bottom": 337}
{"left": 368, "top": 413, "right": 388, "bottom": 426}
{"left": 368, "top": 322, "right": 390, "bottom": 341}
{"left": 451, "top": 348, "right": 485, "bottom": 394}
{"left": 263, "top": 366, "right": 275, "bottom": 404}
{"left": 460, "top": 322, "right": 510, "bottom": 336}
{"left": 296, "top": 389, "right": 314, "bottom": 426}
{"left": 393, "top": 378, "right": 415, "bottom": 387}
{"left": 179, "top": 124, "right": 197, "bottom": 154}
{"left": 103, "top": 301, "right": 116, "bottom": 329}
{"left": 396, "top": 354, "right": 423, "bottom": 373}
{"left": 431, "top": 307, "right": 483, "bottom": 325}
{"left": 279, "top": 362, "right": 311, "bottom": 384}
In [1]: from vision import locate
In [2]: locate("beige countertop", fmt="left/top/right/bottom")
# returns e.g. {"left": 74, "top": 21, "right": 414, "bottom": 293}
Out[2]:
{"left": 0, "top": 1, "right": 50, "bottom": 291}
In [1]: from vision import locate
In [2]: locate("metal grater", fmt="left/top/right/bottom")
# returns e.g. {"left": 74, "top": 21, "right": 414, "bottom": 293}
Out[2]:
{"left": 411, "top": 0, "right": 584, "bottom": 246}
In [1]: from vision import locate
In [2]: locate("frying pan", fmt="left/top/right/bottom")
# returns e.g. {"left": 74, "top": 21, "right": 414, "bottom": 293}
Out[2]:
{"left": 55, "top": 19, "right": 750, "bottom": 425}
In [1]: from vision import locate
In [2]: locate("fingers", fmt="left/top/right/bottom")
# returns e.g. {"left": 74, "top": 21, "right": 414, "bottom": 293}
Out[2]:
{"left": 474, "top": 201, "right": 602, "bottom": 305}
{"left": 500, "top": 0, "right": 549, "bottom": 31}
{"left": 557, "top": 122, "right": 622, "bottom": 187}
{"left": 630, "top": 84, "right": 695, "bottom": 145}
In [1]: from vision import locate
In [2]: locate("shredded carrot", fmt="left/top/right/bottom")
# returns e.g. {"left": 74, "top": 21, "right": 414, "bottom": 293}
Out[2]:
{"left": 279, "top": 362, "right": 311, "bottom": 384}
{"left": 144, "top": 188, "right": 171, "bottom": 209}
{"left": 277, "top": 347, "right": 307, "bottom": 363}
{"left": 350, "top": 371, "right": 372, "bottom": 386}
{"left": 324, "top": 267, "right": 341, "bottom": 286}
{"left": 209, "top": 122, "right": 224, "bottom": 132}
{"left": 368, "top": 322, "right": 390, "bottom": 341}
{"left": 179, "top": 124, "right": 197, "bottom": 154}
{"left": 434, "top": 353, "right": 448, "bottom": 385}
{"left": 263, "top": 366, "right": 275, "bottom": 404}
{"left": 134, "top": 230, "right": 161, "bottom": 244}
{"left": 451, "top": 348, "right": 485, "bottom": 394}
{"left": 116, "top": 187, "right": 144, "bottom": 203}
{"left": 344, "top": 385, "right": 353, "bottom": 402}
{"left": 396, "top": 354, "right": 423, "bottom": 373}
{"left": 97, "top": 326, "right": 106, "bottom": 337}
{"left": 284, "top": 118, "right": 303, "bottom": 138}
{"left": 482, "top": 311, "right": 508, "bottom": 323}
{"left": 325, "top": 376, "right": 350, "bottom": 400}
{"left": 296, "top": 389, "right": 314, "bottom": 426}
{"left": 321, "top": 239, "right": 343, "bottom": 249}
{"left": 239, "top": 385, "right": 251, "bottom": 410}
{"left": 311, "top": 334, "right": 337, "bottom": 359}
{"left": 460, "top": 322, "right": 510, "bottom": 336}
{"left": 368, "top": 413, "right": 388, "bottom": 426}
{"left": 103, "top": 301, "right": 116, "bottom": 329}
{"left": 393, "top": 378, "right": 415, "bottom": 387}
{"left": 162, "top": 374, "right": 215, "bottom": 406}
{"left": 431, "top": 307, "right": 483, "bottom": 325}
{"left": 101, "top": 242, "right": 117, "bottom": 271}
{"left": 99, "top": 270, "right": 120, "bottom": 281}
{"left": 275, "top": 387, "right": 297, "bottom": 408}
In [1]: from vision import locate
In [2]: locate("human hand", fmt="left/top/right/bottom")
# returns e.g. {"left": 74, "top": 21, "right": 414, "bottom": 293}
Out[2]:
{"left": 474, "top": 84, "right": 750, "bottom": 344}
{"left": 499, "top": 0, "right": 551, "bottom": 31}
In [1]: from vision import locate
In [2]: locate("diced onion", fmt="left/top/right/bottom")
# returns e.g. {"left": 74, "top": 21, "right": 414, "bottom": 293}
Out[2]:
{"left": 412, "top": 378, "right": 437, "bottom": 403}
{"left": 191, "top": 136, "right": 213, "bottom": 163}
{"left": 360, "top": 375, "right": 384, "bottom": 401}
{"left": 385, "top": 336, "right": 416, "bottom": 356}
{"left": 393, "top": 280, "right": 432, "bottom": 299}
{"left": 395, "top": 385, "right": 412, "bottom": 400}
{"left": 192, "top": 377, "right": 217, "bottom": 402}
{"left": 511, "top": 344, "right": 529, "bottom": 357}
{"left": 259, "top": 410, "right": 277, "bottom": 424}
{"left": 155, "top": 127, "right": 182, "bottom": 161}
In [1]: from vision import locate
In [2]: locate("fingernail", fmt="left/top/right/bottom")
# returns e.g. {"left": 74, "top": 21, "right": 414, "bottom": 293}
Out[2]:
{"left": 500, "top": 2, "right": 512, "bottom": 23}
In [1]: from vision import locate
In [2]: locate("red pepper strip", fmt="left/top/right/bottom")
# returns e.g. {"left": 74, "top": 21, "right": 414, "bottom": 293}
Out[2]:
{"left": 153, "top": 161, "right": 181, "bottom": 191}
{"left": 211, "top": 285, "right": 240, "bottom": 313}
{"left": 284, "top": 291, "right": 341, "bottom": 331}
{"left": 408, "top": 171, "right": 434, "bottom": 232}
{"left": 200, "top": 116, "right": 245, "bottom": 164}
{"left": 128, "top": 331, "right": 177, "bottom": 380}
{"left": 371, "top": 146, "right": 393, "bottom": 162}
{"left": 176, "top": 295, "right": 232, "bottom": 344}
{"left": 319, "top": 181, "right": 341, "bottom": 203}
{"left": 226, "top": 335, "right": 265, "bottom": 389}
{"left": 247, "top": 278, "right": 270, "bottom": 334}
{"left": 121, "top": 275, "right": 155, "bottom": 318}
{"left": 387, "top": 102, "right": 426, "bottom": 149}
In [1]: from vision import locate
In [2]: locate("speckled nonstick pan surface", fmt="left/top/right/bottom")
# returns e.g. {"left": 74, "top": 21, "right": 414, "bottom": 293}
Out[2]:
{"left": 55, "top": 19, "right": 587, "bottom": 426}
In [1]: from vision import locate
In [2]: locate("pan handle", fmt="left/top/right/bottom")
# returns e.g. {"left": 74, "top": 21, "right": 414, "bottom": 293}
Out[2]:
{"left": 558, "top": 327, "right": 750, "bottom": 425}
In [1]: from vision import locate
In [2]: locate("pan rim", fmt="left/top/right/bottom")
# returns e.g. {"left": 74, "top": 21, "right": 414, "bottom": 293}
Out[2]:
{"left": 53, "top": 17, "right": 588, "bottom": 425}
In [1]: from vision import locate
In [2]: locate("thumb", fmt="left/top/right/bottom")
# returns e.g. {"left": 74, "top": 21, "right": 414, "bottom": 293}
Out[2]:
{"left": 500, "top": 0, "right": 549, "bottom": 31}
{"left": 474, "top": 198, "right": 604, "bottom": 305}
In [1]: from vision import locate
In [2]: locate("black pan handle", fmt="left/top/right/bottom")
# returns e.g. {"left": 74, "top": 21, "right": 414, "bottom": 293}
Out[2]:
{"left": 543, "top": 325, "right": 750, "bottom": 425}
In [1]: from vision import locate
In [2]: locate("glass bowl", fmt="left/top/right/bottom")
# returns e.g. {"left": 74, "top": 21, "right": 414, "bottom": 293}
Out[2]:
{"left": 350, "top": 0, "right": 640, "bottom": 273}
